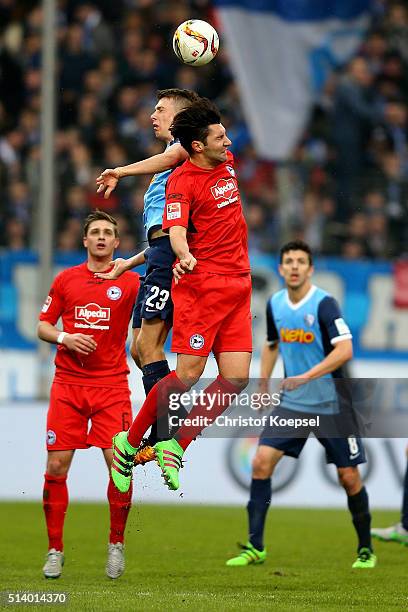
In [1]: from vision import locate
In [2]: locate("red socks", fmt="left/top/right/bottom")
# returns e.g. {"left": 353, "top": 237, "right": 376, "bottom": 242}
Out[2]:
{"left": 43, "top": 473, "right": 68, "bottom": 552}
{"left": 107, "top": 476, "right": 132, "bottom": 544}
{"left": 176, "top": 375, "right": 242, "bottom": 451}
{"left": 43, "top": 473, "right": 133, "bottom": 550}
{"left": 127, "top": 371, "right": 188, "bottom": 448}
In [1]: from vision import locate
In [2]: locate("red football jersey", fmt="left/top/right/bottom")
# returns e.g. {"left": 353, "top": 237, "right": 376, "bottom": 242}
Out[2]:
{"left": 162, "top": 151, "right": 250, "bottom": 275}
{"left": 39, "top": 262, "right": 139, "bottom": 387}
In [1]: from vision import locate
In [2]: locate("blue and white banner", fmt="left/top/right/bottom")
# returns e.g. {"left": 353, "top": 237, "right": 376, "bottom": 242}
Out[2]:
{"left": 214, "top": 0, "right": 371, "bottom": 159}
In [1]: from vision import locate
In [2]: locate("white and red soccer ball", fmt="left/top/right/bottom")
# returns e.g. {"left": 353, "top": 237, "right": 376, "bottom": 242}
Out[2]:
{"left": 173, "top": 19, "right": 219, "bottom": 67}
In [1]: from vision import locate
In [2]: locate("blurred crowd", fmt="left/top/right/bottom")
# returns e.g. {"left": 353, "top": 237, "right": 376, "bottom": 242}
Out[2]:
{"left": 0, "top": 0, "right": 407, "bottom": 260}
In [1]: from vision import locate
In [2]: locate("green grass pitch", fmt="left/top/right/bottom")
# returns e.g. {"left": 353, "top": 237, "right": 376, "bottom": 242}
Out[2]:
{"left": 0, "top": 502, "right": 407, "bottom": 611}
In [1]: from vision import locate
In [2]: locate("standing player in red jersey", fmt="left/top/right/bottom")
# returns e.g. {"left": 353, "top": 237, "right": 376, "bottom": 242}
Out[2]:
{"left": 110, "top": 98, "right": 252, "bottom": 493}
{"left": 38, "top": 211, "right": 140, "bottom": 580}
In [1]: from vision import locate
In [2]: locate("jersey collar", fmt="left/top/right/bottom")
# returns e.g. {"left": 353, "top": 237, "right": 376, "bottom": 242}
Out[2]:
{"left": 285, "top": 284, "right": 317, "bottom": 310}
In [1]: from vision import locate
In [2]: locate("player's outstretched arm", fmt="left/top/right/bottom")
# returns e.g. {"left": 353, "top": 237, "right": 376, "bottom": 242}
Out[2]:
{"left": 94, "top": 249, "right": 146, "bottom": 280}
{"left": 96, "top": 144, "right": 188, "bottom": 199}
{"left": 37, "top": 321, "right": 97, "bottom": 355}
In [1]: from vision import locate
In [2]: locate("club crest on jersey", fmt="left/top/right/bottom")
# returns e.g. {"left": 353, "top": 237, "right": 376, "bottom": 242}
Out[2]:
{"left": 47, "top": 430, "right": 56, "bottom": 445}
{"left": 210, "top": 178, "right": 237, "bottom": 201}
{"left": 107, "top": 286, "right": 122, "bottom": 301}
{"left": 190, "top": 334, "right": 205, "bottom": 350}
{"left": 226, "top": 165, "right": 235, "bottom": 177}
{"left": 167, "top": 202, "right": 181, "bottom": 220}
{"left": 304, "top": 314, "right": 315, "bottom": 326}
{"left": 42, "top": 295, "right": 52, "bottom": 313}
{"left": 75, "top": 303, "right": 111, "bottom": 326}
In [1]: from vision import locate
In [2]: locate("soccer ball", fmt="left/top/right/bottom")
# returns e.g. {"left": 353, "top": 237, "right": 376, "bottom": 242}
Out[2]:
{"left": 173, "top": 20, "right": 219, "bottom": 67}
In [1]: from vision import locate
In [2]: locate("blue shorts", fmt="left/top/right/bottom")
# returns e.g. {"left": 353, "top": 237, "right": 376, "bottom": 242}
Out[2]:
{"left": 132, "top": 236, "right": 175, "bottom": 328}
{"left": 259, "top": 407, "right": 366, "bottom": 468}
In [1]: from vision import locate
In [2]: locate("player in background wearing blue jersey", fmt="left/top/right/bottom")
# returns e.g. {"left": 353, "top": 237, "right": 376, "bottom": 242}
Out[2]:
{"left": 227, "top": 240, "right": 376, "bottom": 569}
{"left": 371, "top": 446, "right": 408, "bottom": 545}
{"left": 96, "top": 89, "right": 199, "bottom": 460}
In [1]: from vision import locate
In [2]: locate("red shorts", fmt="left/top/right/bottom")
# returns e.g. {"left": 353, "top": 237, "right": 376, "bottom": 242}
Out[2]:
{"left": 46, "top": 382, "right": 132, "bottom": 450}
{"left": 171, "top": 272, "right": 252, "bottom": 356}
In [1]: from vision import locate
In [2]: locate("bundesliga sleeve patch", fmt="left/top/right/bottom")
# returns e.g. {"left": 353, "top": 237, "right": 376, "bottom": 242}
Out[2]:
{"left": 42, "top": 295, "right": 52, "bottom": 313}
{"left": 334, "top": 317, "right": 350, "bottom": 335}
{"left": 167, "top": 202, "right": 182, "bottom": 220}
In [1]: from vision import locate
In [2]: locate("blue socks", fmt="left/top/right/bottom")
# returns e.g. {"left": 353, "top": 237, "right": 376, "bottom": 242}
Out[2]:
{"left": 247, "top": 478, "right": 271, "bottom": 551}
{"left": 142, "top": 360, "right": 170, "bottom": 444}
{"left": 347, "top": 486, "right": 372, "bottom": 551}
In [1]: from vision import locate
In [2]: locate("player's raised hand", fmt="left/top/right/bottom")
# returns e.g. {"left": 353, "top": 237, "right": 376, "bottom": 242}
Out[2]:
{"left": 96, "top": 168, "right": 120, "bottom": 199}
{"left": 62, "top": 333, "right": 97, "bottom": 355}
{"left": 94, "top": 258, "right": 127, "bottom": 280}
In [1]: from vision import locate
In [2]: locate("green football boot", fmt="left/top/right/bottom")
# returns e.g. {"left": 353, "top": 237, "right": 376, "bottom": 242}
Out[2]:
{"left": 111, "top": 431, "right": 138, "bottom": 493}
{"left": 154, "top": 439, "right": 184, "bottom": 490}
{"left": 371, "top": 522, "right": 408, "bottom": 545}
{"left": 352, "top": 547, "right": 377, "bottom": 569}
{"left": 226, "top": 542, "right": 267, "bottom": 566}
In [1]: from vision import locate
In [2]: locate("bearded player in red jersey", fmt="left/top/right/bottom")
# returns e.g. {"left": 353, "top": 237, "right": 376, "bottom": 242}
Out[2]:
{"left": 38, "top": 211, "right": 141, "bottom": 580}
{"left": 110, "top": 98, "right": 252, "bottom": 493}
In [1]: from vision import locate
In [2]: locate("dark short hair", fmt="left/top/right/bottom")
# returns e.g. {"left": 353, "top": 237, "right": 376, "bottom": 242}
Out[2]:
{"left": 157, "top": 88, "right": 200, "bottom": 110}
{"left": 280, "top": 240, "right": 313, "bottom": 265}
{"left": 83, "top": 210, "right": 118, "bottom": 237}
{"left": 170, "top": 97, "right": 221, "bottom": 155}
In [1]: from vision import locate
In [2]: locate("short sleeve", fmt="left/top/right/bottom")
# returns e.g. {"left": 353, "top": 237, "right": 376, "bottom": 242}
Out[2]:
{"left": 317, "top": 295, "right": 352, "bottom": 345}
{"left": 39, "top": 273, "right": 65, "bottom": 324}
{"left": 162, "top": 172, "right": 191, "bottom": 231}
{"left": 266, "top": 298, "right": 279, "bottom": 344}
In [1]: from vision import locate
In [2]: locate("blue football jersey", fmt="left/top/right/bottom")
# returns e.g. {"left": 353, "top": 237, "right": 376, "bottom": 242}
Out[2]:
{"left": 143, "top": 141, "right": 178, "bottom": 235}
{"left": 266, "top": 285, "right": 352, "bottom": 414}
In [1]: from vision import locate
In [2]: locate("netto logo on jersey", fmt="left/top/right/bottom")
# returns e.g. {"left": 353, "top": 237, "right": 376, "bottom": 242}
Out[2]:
{"left": 75, "top": 303, "right": 111, "bottom": 326}
{"left": 210, "top": 178, "right": 237, "bottom": 200}
{"left": 280, "top": 328, "right": 315, "bottom": 343}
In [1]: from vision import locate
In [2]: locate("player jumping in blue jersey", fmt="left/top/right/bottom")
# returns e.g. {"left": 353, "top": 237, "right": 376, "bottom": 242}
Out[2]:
{"left": 96, "top": 89, "right": 199, "bottom": 460}
{"left": 226, "top": 240, "right": 376, "bottom": 569}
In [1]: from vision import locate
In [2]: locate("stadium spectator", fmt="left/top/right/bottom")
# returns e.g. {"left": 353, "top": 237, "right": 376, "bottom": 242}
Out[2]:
{"left": 366, "top": 211, "right": 395, "bottom": 258}
{"left": 0, "top": 30, "right": 24, "bottom": 117}
{"left": 331, "top": 56, "right": 384, "bottom": 218}
{"left": 341, "top": 238, "right": 368, "bottom": 260}
{"left": 346, "top": 212, "right": 371, "bottom": 257}
{"left": 226, "top": 240, "right": 376, "bottom": 569}
{"left": 38, "top": 210, "right": 140, "bottom": 580}
{"left": 74, "top": 2, "right": 115, "bottom": 57}
{"left": 7, "top": 180, "right": 32, "bottom": 228}
{"left": 384, "top": 3, "right": 408, "bottom": 64}
{"left": 5, "top": 217, "right": 28, "bottom": 250}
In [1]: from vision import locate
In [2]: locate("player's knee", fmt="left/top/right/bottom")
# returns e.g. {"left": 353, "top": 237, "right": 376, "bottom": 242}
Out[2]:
{"left": 337, "top": 467, "right": 361, "bottom": 495}
{"left": 233, "top": 376, "right": 249, "bottom": 391}
{"left": 177, "top": 367, "right": 202, "bottom": 388}
{"left": 46, "top": 457, "right": 70, "bottom": 477}
{"left": 252, "top": 453, "right": 274, "bottom": 479}
{"left": 136, "top": 331, "right": 163, "bottom": 365}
